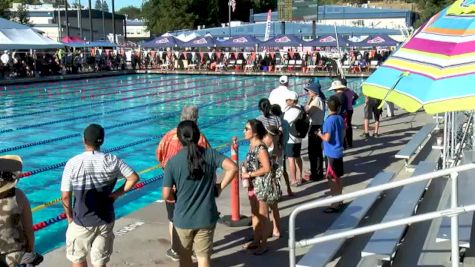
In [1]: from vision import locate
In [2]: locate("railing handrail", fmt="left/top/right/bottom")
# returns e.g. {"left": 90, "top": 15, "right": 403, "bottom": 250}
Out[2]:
{"left": 289, "top": 162, "right": 475, "bottom": 267}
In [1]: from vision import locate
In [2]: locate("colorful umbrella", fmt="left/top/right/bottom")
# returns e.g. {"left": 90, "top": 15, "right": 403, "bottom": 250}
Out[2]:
{"left": 362, "top": 0, "right": 475, "bottom": 114}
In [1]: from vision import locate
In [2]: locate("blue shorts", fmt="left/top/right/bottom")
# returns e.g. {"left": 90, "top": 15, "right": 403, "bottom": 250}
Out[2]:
{"left": 285, "top": 143, "right": 301, "bottom": 158}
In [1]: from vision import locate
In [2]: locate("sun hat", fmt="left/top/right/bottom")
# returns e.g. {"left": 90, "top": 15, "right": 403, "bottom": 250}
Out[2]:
{"left": 84, "top": 124, "right": 105, "bottom": 146}
{"left": 279, "top": 75, "right": 289, "bottom": 84}
{"left": 285, "top": 90, "right": 299, "bottom": 101}
{"left": 328, "top": 80, "right": 346, "bottom": 91}
{"left": 0, "top": 155, "right": 23, "bottom": 193}
{"left": 304, "top": 82, "right": 322, "bottom": 94}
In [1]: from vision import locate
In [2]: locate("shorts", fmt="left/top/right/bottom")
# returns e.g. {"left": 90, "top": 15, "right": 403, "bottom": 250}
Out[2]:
{"left": 326, "top": 157, "right": 344, "bottom": 181}
{"left": 364, "top": 105, "right": 382, "bottom": 121}
{"left": 166, "top": 201, "right": 175, "bottom": 222}
{"left": 285, "top": 143, "right": 302, "bottom": 158}
{"left": 66, "top": 221, "right": 115, "bottom": 266}
{"left": 174, "top": 225, "right": 216, "bottom": 258}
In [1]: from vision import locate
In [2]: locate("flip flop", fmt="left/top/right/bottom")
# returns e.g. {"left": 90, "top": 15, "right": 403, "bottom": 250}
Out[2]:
{"left": 253, "top": 247, "right": 268, "bottom": 256}
{"left": 242, "top": 241, "right": 259, "bottom": 250}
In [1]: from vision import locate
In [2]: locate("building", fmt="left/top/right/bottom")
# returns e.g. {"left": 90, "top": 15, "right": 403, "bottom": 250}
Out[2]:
{"left": 10, "top": 3, "right": 125, "bottom": 42}
{"left": 253, "top": 4, "right": 416, "bottom": 29}
{"left": 125, "top": 19, "right": 150, "bottom": 41}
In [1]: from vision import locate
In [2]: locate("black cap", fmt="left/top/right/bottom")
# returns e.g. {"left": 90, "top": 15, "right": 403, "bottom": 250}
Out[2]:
{"left": 84, "top": 124, "right": 105, "bottom": 146}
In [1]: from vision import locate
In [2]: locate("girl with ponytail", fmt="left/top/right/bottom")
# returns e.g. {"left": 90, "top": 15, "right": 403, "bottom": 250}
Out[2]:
{"left": 162, "top": 120, "right": 237, "bottom": 267}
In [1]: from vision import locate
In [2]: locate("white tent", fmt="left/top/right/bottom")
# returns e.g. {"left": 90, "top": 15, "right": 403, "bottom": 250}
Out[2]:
{"left": 0, "top": 18, "right": 63, "bottom": 50}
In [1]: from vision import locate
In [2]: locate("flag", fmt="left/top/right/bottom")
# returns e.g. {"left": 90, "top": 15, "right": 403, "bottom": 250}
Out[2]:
{"left": 229, "top": 0, "right": 236, "bottom": 12}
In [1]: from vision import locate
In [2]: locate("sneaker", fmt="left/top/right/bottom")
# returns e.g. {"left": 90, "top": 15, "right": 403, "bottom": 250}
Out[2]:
{"left": 166, "top": 248, "right": 179, "bottom": 262}
{"left": 359, "top": 132, "right": 370, "bottom": 138}
{"left": 373, "top": 133, "right": 379, "bottom": 137}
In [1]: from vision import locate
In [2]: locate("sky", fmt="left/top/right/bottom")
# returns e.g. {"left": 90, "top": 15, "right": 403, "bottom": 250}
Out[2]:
{"left": 75, "top": 0, "right": 142, "bottom": 11}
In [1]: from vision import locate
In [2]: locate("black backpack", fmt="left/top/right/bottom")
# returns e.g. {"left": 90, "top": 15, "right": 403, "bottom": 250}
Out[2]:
{"left": 289, "top": 106, "right": 310, "bottom": 138}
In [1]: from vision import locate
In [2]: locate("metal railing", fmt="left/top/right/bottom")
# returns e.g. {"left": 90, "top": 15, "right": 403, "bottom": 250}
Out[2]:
{"left": 289, "top": 163, "right": 475, "bottom": 267}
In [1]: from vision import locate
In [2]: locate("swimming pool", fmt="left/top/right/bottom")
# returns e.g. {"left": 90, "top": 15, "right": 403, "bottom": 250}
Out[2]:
{"left": 0, "top": 74, "right": 364, "bottom": 253}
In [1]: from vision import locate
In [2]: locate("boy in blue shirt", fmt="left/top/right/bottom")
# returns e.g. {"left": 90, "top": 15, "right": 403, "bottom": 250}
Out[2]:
{"left": 317, "top": 96, "right": 345, "bottom": 213}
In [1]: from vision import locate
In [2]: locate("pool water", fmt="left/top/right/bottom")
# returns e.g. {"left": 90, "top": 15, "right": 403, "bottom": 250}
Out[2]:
{"left": 0, "top": 74, "right": 364, "bottom": 253}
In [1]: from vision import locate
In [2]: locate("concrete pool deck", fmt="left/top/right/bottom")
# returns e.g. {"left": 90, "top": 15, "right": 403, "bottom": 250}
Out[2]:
{"left": 41, "top": 103, "right": 439, "bottom": 267}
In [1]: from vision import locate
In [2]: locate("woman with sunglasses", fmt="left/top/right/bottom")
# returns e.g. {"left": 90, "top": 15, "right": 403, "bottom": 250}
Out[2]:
{"left": 241, "top": 119, "right": 272, "bottom": 255}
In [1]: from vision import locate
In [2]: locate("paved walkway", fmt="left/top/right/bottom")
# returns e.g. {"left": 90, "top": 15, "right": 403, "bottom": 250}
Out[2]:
{"left": 42, "top": 105, "right": 433, "bottom": 267}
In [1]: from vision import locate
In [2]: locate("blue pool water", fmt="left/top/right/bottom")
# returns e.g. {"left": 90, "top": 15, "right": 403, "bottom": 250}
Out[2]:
{"left": 0, "top": 74, "right": 364, "bottom": 253}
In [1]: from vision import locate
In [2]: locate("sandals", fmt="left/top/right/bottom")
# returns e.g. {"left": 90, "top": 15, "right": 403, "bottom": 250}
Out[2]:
{"left": 253, "top": 247, "right": 268, "bottom": 256}
{"left": 242, "top": 241, "right": 259, "bottom": 250}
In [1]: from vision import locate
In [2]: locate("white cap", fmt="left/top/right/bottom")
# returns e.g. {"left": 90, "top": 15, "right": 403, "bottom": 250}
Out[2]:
{"left": 279, "top": 75, "right": 288, "bottom": 84}
{"left": 285, "top": 90, "right": 298, "bottom": 101}
{"left": 328, "top": 80, "right": 346, "bottom": 91}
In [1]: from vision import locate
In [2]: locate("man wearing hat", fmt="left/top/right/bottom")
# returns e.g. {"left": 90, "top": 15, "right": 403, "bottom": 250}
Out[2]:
{"left": 328, "top": 79, "right": 348, "bottom": 118}
{"left": 269, "top": 75, "right": 295, "bottom": 112}
{"left": 304, "top": 80, "right": 325, "bottom": 181}
{"left": 61, "top": 124, "right": 139, "bottom": 267}
{"left": 0, "top": 155, "right": 43, "bottom": 267}
{"left": 283, "top": 90, "right": 304, "bottom": 186}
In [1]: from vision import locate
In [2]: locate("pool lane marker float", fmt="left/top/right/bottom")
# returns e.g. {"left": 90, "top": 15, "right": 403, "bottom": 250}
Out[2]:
{"left": 31, "top": 135, "right": 250, "bottom": 231}
{"left": 0, "top": 78, "right": 274, "bottom": 134}
{"left": 0, "top": 76, "right": 249, "bottom": 120}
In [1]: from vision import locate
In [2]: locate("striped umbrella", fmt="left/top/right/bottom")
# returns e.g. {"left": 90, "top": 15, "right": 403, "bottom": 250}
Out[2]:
{"left": 362, "top": 0, "right": 475, "bottom": 114}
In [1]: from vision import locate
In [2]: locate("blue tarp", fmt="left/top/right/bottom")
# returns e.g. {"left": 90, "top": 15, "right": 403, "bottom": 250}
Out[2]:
{"left": 142, "top": 36, "right": 184, "bottom": 48}
{"left": 180, "top": 37, "right": 216, "bottom": 48}
{"left": 348, "top": 34, "right": 399, "bottom": 47}
{"left": 215, "top": 36, "right": 261, "bottom": 47}
{"left": 261, "top": 35, "right": 304, "bottom": 47}
{"left": 305, "top": 34, "right": 349, "bottom": 47}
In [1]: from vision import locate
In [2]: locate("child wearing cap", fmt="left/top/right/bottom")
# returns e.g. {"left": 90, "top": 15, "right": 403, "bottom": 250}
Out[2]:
{"left": 317, "top": 96, "right": 345, "bottom": 213}
{"left": 283, "top": 90, "right": 304, "bottom": 186}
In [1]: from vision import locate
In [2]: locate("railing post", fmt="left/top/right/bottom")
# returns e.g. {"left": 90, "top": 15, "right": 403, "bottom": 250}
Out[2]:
{"left": 219, "top": 137, "right": 251, "bottom": 227}
{"left": 289, "top": 211, "right": 297, "bottom": 267}
{"left": 450, "top": 172, "right": 460, "bottom": 267}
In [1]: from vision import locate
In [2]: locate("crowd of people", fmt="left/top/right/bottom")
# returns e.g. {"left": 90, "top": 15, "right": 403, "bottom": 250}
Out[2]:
{"left": 0, "top": 74, "right": 388, "bottom": 267}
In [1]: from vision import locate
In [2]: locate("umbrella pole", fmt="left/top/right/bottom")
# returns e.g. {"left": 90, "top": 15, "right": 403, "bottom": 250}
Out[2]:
{"left": 443, "top": 112, "right": 448, "bottom": 168}
{"left": 450, "top": 171, "right": 460, "bottom": 267}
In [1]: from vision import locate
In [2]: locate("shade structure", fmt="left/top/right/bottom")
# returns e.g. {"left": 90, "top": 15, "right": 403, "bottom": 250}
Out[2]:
{"left": 215, "top": 36, "right": 261, "bottom": 48}
{"left": 0, "top": 18, "right": 63, "bottom": 50}
{"left": 349, "top": 34, "right": 399, "bottom": 47}
{"left": 180, "top": 36, "right": 216, "bottom": 48}
{"left": 362, "top": 0, "right": 475, "bottom": 114}
{"left": 305, "top": 34, "right": 349, "bottom": 47}
{"left": 142, "top": 36, "right": 183, "bottom": 48}
{"left": 261, "top": 35, "right": 304, "bottom": 47}
{"left": 65, "top": 41, "right": 117, "bottom": 48}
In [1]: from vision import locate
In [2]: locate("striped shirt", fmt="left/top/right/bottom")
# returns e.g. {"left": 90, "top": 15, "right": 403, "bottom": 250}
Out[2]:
{"left": 61, "top": 151, "right": 134, "bottom": 227}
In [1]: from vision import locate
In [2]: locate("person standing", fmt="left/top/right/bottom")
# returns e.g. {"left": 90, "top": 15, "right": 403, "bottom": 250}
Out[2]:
{"left": 0, "top": 155, "right": 43, "bottom": 267}
{"left": 304, "top": 81, "right": 325, "bottom": 181}
{"left": 269, "top": 75, "right": 293, "bottom": 112}
{"left": 162, "top": 121, "right": 237, "bottom": 267}
{"left": 317, "top": 96, "right": 345, "bottom": 213}
{"left": 341, "top": 79, "right": 359, "bottom": 148}
{"left": 61, "top": 124, "right": 139, "bottom": 267}
{"left": 361, "top": 96, "right": 383, "bottom": 138}
{"left": 156, "top": 105, "right": 210, "bottom": 262}
{"left": 283, "top": 91, "right": 304, "bottom": 186}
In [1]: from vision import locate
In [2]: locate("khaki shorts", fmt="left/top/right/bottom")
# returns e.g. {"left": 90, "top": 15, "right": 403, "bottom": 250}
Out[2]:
{"left": 174, "top": 225, "right": 215, "bottom": 258}
{"left": 66, "top": 221, "right": 115, "bottom": 266}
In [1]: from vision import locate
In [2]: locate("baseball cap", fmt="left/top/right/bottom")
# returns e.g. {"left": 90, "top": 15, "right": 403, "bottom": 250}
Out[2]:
{"left": 279, "top": 75, "right": 288, "bottom": 84}
{"left": 285, "top": 90, "right": 298, "bottom": 101}
{"left": 84, "top": 124, "right": 105, "bottom": 146}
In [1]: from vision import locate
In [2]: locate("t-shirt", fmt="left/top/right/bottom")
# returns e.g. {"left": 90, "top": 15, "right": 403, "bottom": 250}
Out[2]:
{"left": 343, "top": 89, "right": 357, "bottom": 111}
{"left": 61, "top": 151, "right": 135, "bottom": 227}
{"left": 305, "top": 96, "right": 324, "bottom": 125}
{"left": 156, "top": 128, "right": 210, "bottom": 168}
{"left": 322, "top": 114, "right": 345, "bottom": 159}
{"left": 163, "top": 147, "right": 225, "bottom": 229}
{"left": 269, "top": 85, "right": 292, "bottom": 112}
{"left": 256, "top": 114, "right": 281, "bottom": 131}
{"left": 335, "top": 92, "right": 348, "bottom": 116}
{"left": 283, "top": 105, "right": 302, "bottom": 144}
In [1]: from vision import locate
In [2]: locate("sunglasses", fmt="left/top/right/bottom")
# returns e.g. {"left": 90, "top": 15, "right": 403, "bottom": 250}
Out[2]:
{"left": 0, "top": 171, "right": 17, "bottom": 182}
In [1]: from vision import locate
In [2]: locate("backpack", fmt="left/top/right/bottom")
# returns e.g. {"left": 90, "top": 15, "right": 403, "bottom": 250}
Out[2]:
{"left": 289, "top": 106, "right": 310, "bottom": 138}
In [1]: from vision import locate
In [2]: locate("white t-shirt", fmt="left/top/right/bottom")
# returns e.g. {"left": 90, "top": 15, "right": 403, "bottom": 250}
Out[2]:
{"left": 1, "top": 53, "right": 9, "bottom": 65}
{"left": 269, "top": 85, "right": 292, "bottom": 112}
{"left": 283, "top": 105, "right": 302, "bottom": 144}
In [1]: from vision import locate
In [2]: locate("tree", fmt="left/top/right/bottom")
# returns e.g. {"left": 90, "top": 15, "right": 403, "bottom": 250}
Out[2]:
{"left": 13, "top": 2, "right": 30, "bottom": 25}
{"left": 143, "top": 0, "right": 196, "bottom": 34}
{"left": 412, "top": 0, "right": 452, "bottom": 28}
{"left": 102, "top": 0, "right": 109, "bottom": 12}
{"left": 95, "top": 0, "right": 101, "bottom": 10}
{"left": 0, "top": 0, "right": 11, "bottom": 19}
{"left": 117, "top": 6, "right": 142, "bottom": 19}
